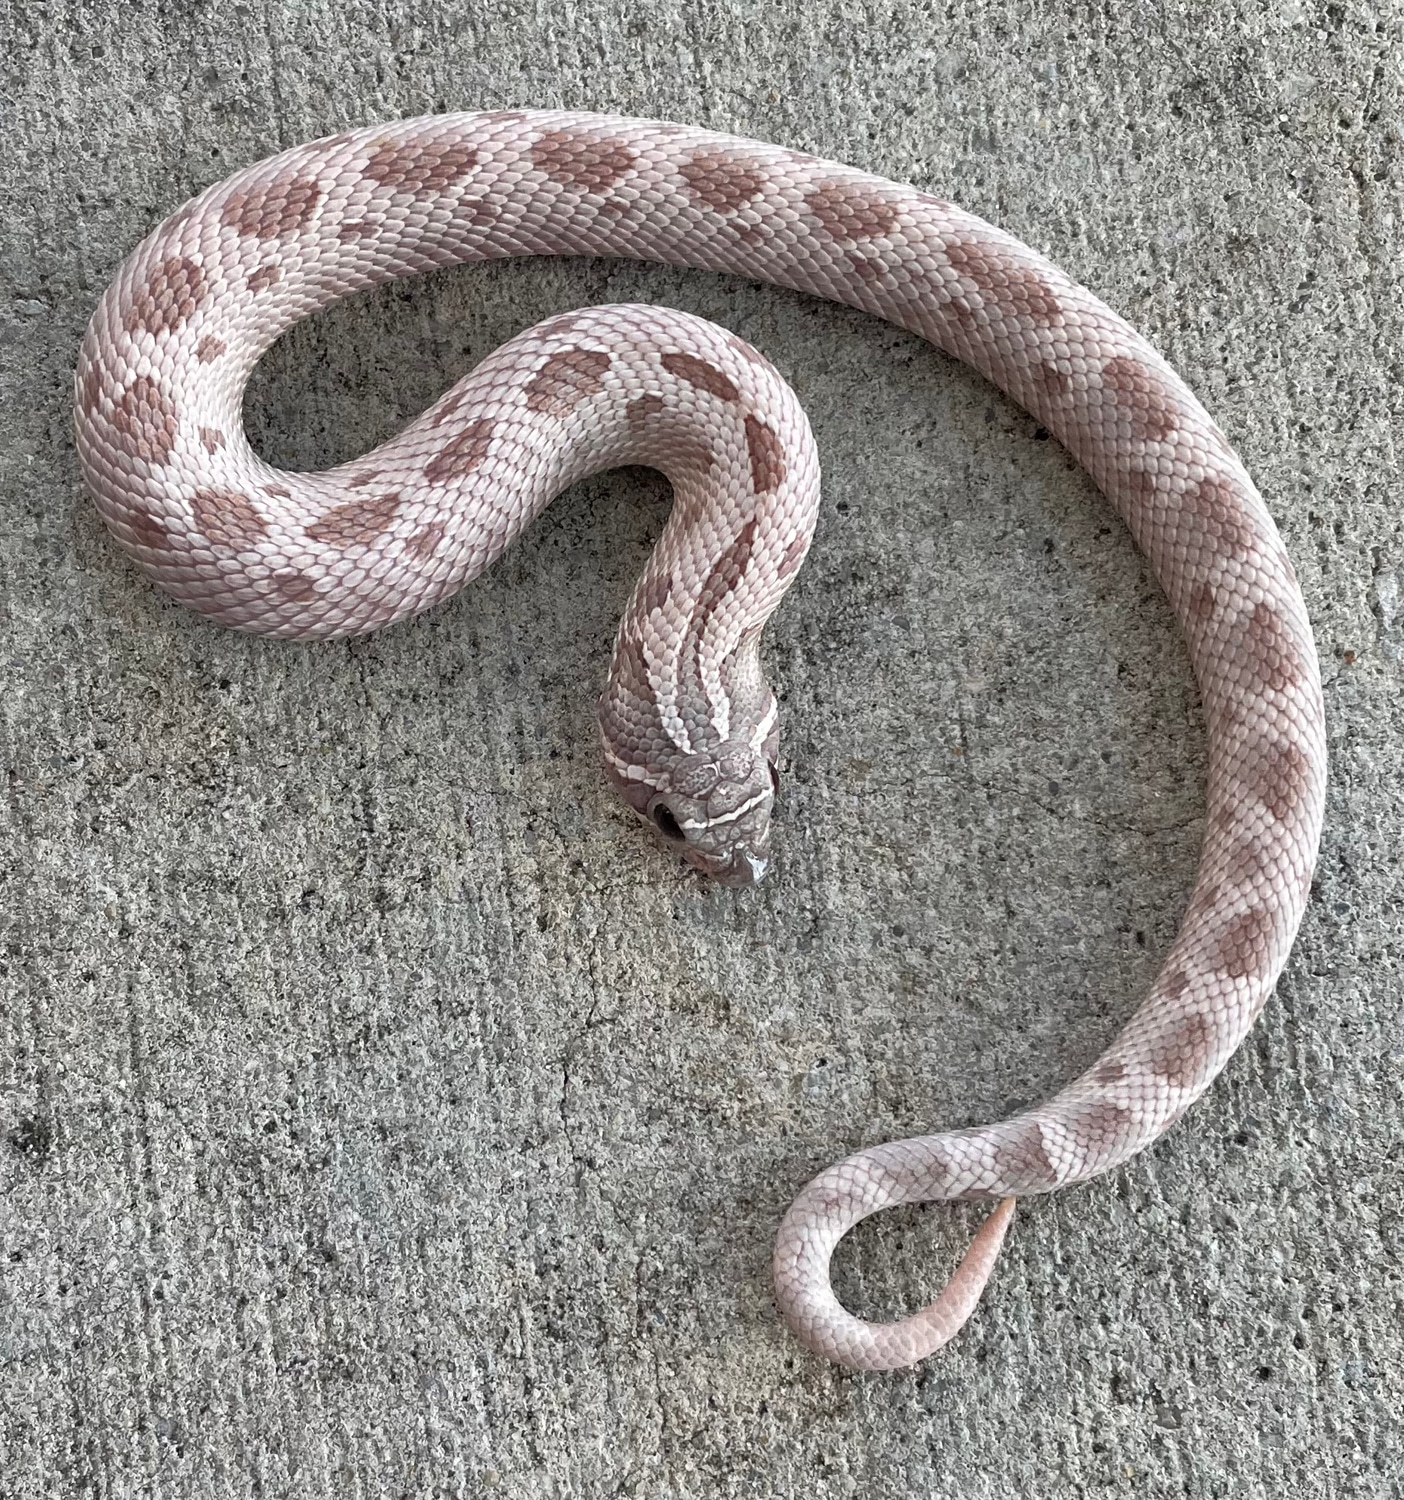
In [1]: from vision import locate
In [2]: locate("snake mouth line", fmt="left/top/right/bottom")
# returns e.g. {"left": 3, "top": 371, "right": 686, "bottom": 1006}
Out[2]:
{"left": 689, "top": 847, "right": 769, "bottom": 887}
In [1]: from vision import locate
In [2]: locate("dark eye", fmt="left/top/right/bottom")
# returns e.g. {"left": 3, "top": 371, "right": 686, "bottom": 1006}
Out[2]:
{"left": 768, "top": 761, "right": 781, "bottom": 793}
{"left": 651, "top": 804, "right": 685, "bottom": 842}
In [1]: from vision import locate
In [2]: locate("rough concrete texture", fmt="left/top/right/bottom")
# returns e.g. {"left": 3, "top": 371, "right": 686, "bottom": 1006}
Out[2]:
{"left": 2, "top": 1, "right": 1401, "bottom": 1495}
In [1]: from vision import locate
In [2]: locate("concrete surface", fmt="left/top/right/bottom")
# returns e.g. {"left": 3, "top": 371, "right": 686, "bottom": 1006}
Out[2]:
{"left": 2, "top": 2, "right": 1401, "bottom": 1496}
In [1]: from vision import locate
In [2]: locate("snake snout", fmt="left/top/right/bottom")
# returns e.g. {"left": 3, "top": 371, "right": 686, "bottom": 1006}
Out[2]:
{"left": 704, "top": 847, "right": 770, "bottom": 887}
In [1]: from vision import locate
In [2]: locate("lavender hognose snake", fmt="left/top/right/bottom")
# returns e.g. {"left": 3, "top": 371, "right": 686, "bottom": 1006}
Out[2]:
{"left": 73, "top": 111, "right": 1327, "bottom": 1370}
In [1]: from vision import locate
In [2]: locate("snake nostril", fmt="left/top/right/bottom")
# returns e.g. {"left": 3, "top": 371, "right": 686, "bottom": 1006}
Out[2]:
{"left": 651, "top": 804, "right": 685, "bottom": 842}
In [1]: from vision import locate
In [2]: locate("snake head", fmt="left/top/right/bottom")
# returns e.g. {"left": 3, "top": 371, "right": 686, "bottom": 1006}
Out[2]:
{"left": 607, "top": 740, "right": 779, "bottom": 886}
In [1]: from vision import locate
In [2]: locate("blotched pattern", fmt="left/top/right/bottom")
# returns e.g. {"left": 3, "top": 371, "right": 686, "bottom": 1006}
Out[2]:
{"left": 73, "top": 110, "right": 1327, "bottom": 1372}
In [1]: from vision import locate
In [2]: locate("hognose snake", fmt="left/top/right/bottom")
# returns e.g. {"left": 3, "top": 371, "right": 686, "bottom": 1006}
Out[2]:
{"left": 74, "top": 110, "right": 1327, "bottom": 1371}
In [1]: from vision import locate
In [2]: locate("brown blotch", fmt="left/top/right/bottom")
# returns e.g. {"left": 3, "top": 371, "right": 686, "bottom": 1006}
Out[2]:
{"left": 660, "top": 351, "right": 739, "bottom": 403}
{"left": 124, "top": 507, "right": 172, "bottom": 551}
{"left": 1099, "top": 355, "right": 1180, "bottom": 442}
{"left": 1185, "top": 878, "right": 1225, "bottom": 926}
{"left": 530, "top": 129, "right": 637, "bottom": 193}
{"left": 192, "top": 487, "right": 268, "bottom": 550}
{"left": 336, "top": 219, "right": 379, "bottom": 241}
{"left": 998, "top": 1120, "right": 1056, "bottom": 1186}
{"left": 542, "top": 311, "right": 592, "bottom": 336}
{"left": 525, "top": 348, "right": 613, "bottom": 415}
{"left": 459, "top": 197, "right": 502, "bottom": 230}
{"left": 805, "top": 179, "right": 899, "bottom": 241}
{"left": 247, "top": 263, "right": 282, "bottom": 293}
{"left": 222, "top": 174, "right": 325, "bottom": 239}
{"left": 727, "top": 334, "right": 774, "bottom": 371}
{"left": 607, "top": 633, "right": 654, "bottom": 718}
{"left": 1031, "top": 361, "right": 1073, "bottom": 399}
{"left": 1220, "top": 834, "right": 1276, "bottom": 889}
{"left": 403, "top": 522, "right": 446, "bottom": 560}
{"left": 111, "top": 375, "right": 178, "bottom": 467}
{"left": 1090, "top": 1057, "right": 1128, "bottom": 1085}
{"left": 363, "top": 139, "right": 481, "bottom": 193}
{"left": 198, "top": 426, "right": 224, "bottom": 453}
{"left": 1069, "top": 1097, "right": 1134, "bottom": 1144}
{"left": 1240, "top": 737, "right": 1312, "bottom": 823}
{"left": 627, "top": 393, "right": 666, "bottom": 424}
{"left": 942, "top": 296, "right": 981, "bottom": 333}
{"left": 1161, "top": 969, "right": 1192, "bottom": 1001}
{"left": 305, "top": 491, "right": 402, "bottom": 547}
{"left": 678, "top": 149, "right": 764, "bottom": 213}
{"left": 262, "top": 483, "right": 291, "bottom": 499}
{"left": 1121, "top": 465, "right": 1162, "bottom": 504}
{"left": 694, "top": 518, "right": 759, "bottom": 625}
{"left": 429, "top": 390, "right": 470, "bottom": 429}
{"left": 1188, "top": 581, "right": 1218, "bottom": 623}
{"left": 273, "top": 570, "right": 319, "bottom": 602}
{"left": 671, "top": 439, "right": 716, "bottom": 477}
{"left": 122, "top": 255, "right": 208, "bottom": 337}
{"left": 77, "top": 361, "right": 101, "bottom": 416}
{"left": 161, "top": 201, "right": 200, "bottom": 236}
{"left": 196, "top": 335, "right": 227, "bottom": 363}
{"left": 943, "top": 239, "right": 1063, "bottom": 327}
{"left": 1180, "top": 476, "right": 1254, "bottom": 553}
{"left": 1210, "top": 907, "right": 1277, "bottom": 979}
{"left": 744, "top": 415, "right": 786, "bottom": 494}
{"left": 1153, "top": 1012, "right": 1216, "bottom": 1089}
{"left": 776, "top": 534, "right": 808, "bottom": 579}
{"left": 642, "top": 571, "right": 673, "bottom": 615}
{"left": 1241, "top": 602, "right": 1304, "bottom": 693}
{"left": 423, "top": 418, "right": 495, "bottom": 485}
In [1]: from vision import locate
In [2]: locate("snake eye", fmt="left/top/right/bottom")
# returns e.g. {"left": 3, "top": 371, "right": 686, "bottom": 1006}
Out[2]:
{"left": 651, "top": 804, "right": 685, "bottom": 842}
{"left": 768, "top": 761, "right": 781, "bottom": 793}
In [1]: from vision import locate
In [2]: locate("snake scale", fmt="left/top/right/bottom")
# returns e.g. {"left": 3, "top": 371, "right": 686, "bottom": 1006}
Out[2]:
{"left": 74, "top": 110, "right": 1327, "bottom": 1370}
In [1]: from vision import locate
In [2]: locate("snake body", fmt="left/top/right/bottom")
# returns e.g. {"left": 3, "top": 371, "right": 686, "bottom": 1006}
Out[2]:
{"left": 74, "top": 110, "right": 1327, "bottom": 1371}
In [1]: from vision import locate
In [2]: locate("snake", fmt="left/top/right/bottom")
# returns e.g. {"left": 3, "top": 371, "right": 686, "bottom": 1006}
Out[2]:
{"left": 73, "top": 110, "right": 1327, "bottom": 1371}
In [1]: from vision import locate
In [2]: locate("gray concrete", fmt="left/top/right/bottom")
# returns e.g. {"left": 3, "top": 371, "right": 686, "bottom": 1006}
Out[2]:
{"left": 2, "top": 2, "right": 1401, "bottom": 1495}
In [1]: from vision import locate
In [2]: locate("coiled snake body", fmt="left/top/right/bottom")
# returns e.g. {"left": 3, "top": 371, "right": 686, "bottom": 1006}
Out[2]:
{"left": 74, "top": 111, "right": 1327, "bottom": 1370}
